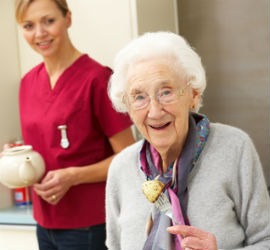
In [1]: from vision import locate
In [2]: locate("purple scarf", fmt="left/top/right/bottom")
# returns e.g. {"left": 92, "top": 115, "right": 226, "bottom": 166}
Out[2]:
{"left": 141, "top": 113, "right": 210, "bottom": 250}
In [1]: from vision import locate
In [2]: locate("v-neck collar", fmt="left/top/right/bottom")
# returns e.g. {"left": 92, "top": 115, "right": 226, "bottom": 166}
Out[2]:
{"left": 41, "top": 54, "right": 87, "bottom": 97}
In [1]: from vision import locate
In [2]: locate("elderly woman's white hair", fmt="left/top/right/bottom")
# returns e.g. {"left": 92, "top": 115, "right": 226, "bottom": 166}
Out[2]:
{"left": 108, "top": 31, "right": 206, "bottom": 113}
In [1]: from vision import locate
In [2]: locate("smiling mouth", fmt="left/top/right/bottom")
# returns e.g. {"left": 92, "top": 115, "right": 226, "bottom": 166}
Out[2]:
{"left": 37, "top": 40, "right": 52, "bottom": 47}
{"left": 149, "top": 122, "right": 171, "bottom": 130}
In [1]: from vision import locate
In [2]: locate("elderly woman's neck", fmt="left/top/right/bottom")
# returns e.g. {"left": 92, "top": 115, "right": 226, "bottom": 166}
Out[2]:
{"left": 160, "top": 147, "right": 183, "bottom": 172}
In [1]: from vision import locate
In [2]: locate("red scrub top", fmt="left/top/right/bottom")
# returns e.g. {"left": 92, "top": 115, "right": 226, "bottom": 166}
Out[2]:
{"left": 19, "top": 54, "right": 132, "bottom": 228}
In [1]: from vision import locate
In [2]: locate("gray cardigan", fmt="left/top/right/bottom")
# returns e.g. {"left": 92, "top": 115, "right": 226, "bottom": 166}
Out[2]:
{"left": 106, "top": 123, "right": 270, "bottom": 250}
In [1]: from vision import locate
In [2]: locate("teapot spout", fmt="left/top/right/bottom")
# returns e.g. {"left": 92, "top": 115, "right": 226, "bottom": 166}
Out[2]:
{"left": 19, "top": 157, "right": 36, "bottom": 186}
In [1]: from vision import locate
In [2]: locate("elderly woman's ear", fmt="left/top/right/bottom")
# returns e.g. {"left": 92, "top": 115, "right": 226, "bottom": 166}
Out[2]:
{"left": 190, "top": 89, "right": 200, "bottom": 111}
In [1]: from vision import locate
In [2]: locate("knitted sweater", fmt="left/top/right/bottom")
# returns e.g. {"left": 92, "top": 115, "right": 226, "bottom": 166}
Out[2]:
{"left": 106, "top": 123, "right": 270, "bottom": 250}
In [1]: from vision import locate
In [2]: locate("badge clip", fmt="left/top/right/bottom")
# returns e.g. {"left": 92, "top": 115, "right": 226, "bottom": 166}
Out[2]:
{"left": 57, "top": 125, "right": 70, "bottom": 149}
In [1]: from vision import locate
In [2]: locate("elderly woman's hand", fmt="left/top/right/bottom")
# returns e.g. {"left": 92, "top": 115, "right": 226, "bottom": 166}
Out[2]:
{"left": 33, "top": 167, "right": 76, "bottom": 205}
{"left": 167, "top": 225, "right": 217, "bottom": 250}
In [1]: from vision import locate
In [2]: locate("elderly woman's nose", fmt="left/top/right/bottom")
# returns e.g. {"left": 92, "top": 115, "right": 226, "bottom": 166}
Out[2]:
{"left": 147, "top": 99, "right": 163, "bottom": 117}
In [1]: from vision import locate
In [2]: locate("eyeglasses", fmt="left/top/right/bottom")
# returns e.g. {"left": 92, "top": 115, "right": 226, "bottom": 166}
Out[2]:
{"left": 124, "top": 83, "right": 190, "bottom": 110}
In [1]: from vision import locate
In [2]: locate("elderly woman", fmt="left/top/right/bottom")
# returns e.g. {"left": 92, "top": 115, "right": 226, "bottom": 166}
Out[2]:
{"left": 105, "top": 31, "right": 270, "bottom": 250}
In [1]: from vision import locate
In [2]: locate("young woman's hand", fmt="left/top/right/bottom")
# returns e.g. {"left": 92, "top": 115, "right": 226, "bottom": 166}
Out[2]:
{"left": 33, "top": 167, "right": 76, "bottom": 205}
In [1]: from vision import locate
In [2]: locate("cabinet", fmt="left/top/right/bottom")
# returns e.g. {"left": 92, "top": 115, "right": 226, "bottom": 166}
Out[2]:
{"left": 0, "top": 206, "right": 37, "bottom": 250}
{"left": 0, "top": 225, "right": 38, "bottom": 250}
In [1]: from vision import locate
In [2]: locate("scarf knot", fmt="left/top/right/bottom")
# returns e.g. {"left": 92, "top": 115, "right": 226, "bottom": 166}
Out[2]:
{"left": 141, "top": 113, "right": 210, "bottom": 250}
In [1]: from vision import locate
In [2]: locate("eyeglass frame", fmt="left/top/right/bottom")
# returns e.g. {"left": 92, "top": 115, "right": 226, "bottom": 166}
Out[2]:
{"left": 122, "top": 83, "right": 191, "bottom": 110}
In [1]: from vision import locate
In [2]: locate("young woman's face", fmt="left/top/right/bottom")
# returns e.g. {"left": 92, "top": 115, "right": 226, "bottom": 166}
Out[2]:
{"left": 19, "top": 0, "right": 71, "bottom": 58}
{"left": 126, "top": 58, "right": 199, "bottom": 157}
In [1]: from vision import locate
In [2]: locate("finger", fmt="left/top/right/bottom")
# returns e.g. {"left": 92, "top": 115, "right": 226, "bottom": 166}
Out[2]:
{"left": 33, "top": 183, "right": 59, "bottom": 200}
{"left": 44, "top": 195, "right": 59, "bottom": 205}
{"left": 40, "top": 171, "right": 55, "bottom": 184}
{"left": 167, "top": 225, "right": 208, "bottom": 239}
{"left": 182, "top": 236, "right": 205, "bottom": 249}
{"left": 42, "top": 191, "right": 63, "bottom": 205}
{"left": 34, "top": 182, "right": 54, "bottom": 192}
{"left": 34, "top": 175, "right": 56, "bottom": 191}
{"left": 183, "top": 235, "right": 217, "bottom": 250}
{"left": 49, "top": 194, "right": 60, "bottom": 204}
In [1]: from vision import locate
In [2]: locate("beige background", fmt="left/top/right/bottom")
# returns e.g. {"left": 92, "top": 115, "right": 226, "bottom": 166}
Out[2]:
{"left": 178, "top": 0, "right": 270, "bottom": 185}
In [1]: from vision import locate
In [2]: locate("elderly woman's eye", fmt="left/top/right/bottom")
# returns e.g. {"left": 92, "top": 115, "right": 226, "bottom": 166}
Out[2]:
{"left": 159, "top": 88, "right": 173, "bottom": 97}
{"left": 133, "top": 93, "right": 147, "bottom": 102}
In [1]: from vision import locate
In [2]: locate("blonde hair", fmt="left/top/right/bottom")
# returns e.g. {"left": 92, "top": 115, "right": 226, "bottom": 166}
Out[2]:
{"left": 15, "top": 0, "right": 69, "bottom": 23}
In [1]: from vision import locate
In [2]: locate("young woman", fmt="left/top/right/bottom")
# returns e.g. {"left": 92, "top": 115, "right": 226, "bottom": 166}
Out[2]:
{"left": 15, "top": 0, "right": 135, "bottom": 249}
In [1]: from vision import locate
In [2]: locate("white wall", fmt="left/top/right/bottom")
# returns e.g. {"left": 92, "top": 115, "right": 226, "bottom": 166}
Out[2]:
{"left": 68, "top": 0, "right": 135, "bottom": 67}
{"left": 0, "top": 1, "right": 21, "bottom": 147}
{"left": 0, "top": 0, "right": 21, "bottom": 209}
{"left": 17, "top": 0, "right": 178, "bottom": 75}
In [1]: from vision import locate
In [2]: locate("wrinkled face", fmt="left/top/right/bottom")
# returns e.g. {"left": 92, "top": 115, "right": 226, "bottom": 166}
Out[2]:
{"left": 19, "top": 0, "right": 71, "bottom": 58}
{"left": 126, "top": 58, "right": 199, "bottom": 157}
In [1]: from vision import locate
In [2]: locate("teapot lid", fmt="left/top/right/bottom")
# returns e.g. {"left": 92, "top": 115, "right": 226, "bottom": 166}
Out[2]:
{"left": 3, "top": 145, "right": 33, "bottom": 156}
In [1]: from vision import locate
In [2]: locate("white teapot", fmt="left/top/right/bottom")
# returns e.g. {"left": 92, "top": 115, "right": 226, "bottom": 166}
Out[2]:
{"left": 0, "top": 145, "right": 45, "bottom": 188}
